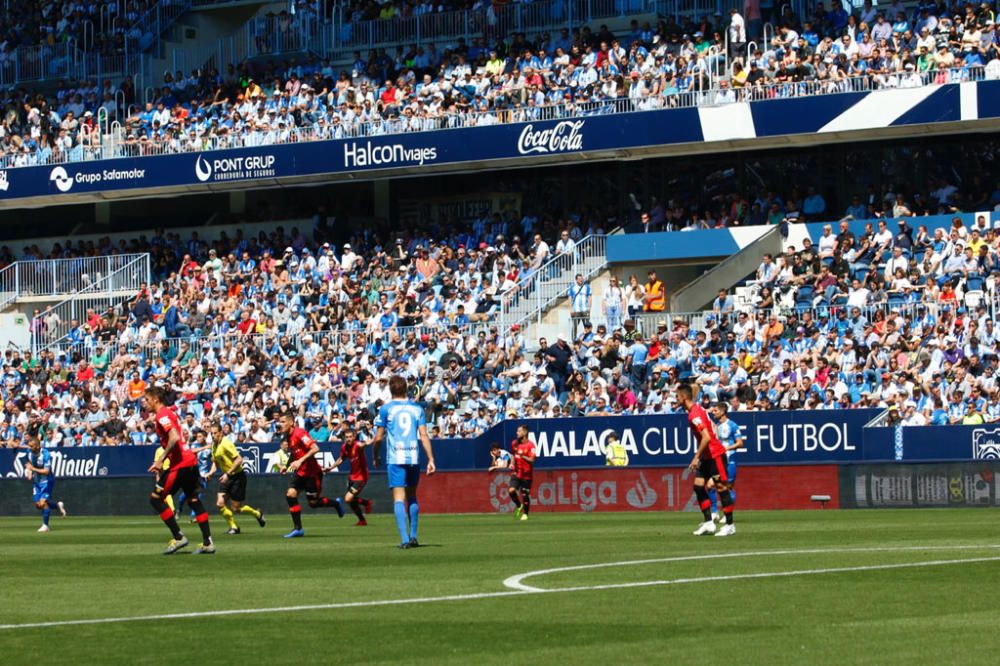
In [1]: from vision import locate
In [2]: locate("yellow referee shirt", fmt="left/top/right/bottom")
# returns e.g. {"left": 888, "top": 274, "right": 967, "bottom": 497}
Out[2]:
{"left": 154, "top": 447, "right": 170, "bottom": 470}
{"left": 212, "top": 437, "right": 243, "bottom": 475}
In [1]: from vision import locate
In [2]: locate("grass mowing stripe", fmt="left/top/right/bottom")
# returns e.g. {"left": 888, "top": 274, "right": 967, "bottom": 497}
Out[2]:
{"left": 2, "top": 553, "right": 997, "bottom": 631}
{"left": 503, "top": 544, "right": 1000, "bottom": 591}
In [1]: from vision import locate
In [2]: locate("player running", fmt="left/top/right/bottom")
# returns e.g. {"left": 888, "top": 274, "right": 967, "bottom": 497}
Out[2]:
{"left": 372, "top": 376, "right": 436, "bottom": 549}
{"left": 678, "top": 384, "right": 735, "bottom": 537}
{"left": 325, "top": 428, "right": 373, "bottom": 526}
{"left": 508, "top": 425, "right": 536, "bottom": 521}
{"left": 708, "top": 402, "right": 743, "bottom": 521}
{"left": 24, "top": 437, "right": 66, "bottom": 532}
{"left": 279, "top": 410, "right": 343, "bottom": 538}
{"left": 145, "top": 386, "right": 215, "bottom": 554}
{"left": 209, "top": 423, "right": 266, "bottom": 535}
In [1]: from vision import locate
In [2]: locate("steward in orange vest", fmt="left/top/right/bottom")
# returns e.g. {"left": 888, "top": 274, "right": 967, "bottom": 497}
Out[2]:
{"left": 644, "top": 270, "right": 665, "bottom": 312}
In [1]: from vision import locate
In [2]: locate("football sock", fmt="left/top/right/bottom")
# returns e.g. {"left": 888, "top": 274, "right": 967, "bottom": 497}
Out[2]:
{"left": 694, "top": 485, "right": 713, "bottom": 521}
{"left": 720, "top": 490, "right": 735, "bottom": 525}
{"left": 707, "top": 488, "right": 719, "bottom": 513}
{"left": 188, "top": 498, "right": 212, "bottom": 544}
{"left": 220, "top": 506, "right": 238, "bottom": 530}
{"left": 316, "top": 497, "right": 336, "bottom": 509}
{"left": 508, "top": 489, "right": 522, "bottom": 507}
{"left": 151, "top": 496, "right": 183, "bottom": 539}
{"left": 239, "top": 505, "right": 261, "bottom": 518}
{"left": 349, "top": 499, "right": 365, "bottom": 520}
{"left": 521, "top": 493, "right": 531, "bottom": 515}
{"left": 393, "top": 500, "right": 409, "bottom": 544}
{"left": 407, "top": 498, "right": 419, "bottom": 540}
{"left": 287, "top": 496, "right": 303, "bottom": 530}
{"left": 41, "top": 506, "right": 51, "bottom": 526}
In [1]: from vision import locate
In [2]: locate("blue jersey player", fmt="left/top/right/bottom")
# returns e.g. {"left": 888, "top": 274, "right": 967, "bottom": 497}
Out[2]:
{"left": 708, "top": 402, "right": 743, "bottom": 519}
{"left": 24, "top": 437, "right": 66, "bottom": 532}
{"left": 373, "top": 376, "right": 436, "bottom": 549}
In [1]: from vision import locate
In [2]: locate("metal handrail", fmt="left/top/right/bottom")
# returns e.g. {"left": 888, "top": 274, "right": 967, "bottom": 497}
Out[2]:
{"left": 31, "top": 254, "right": 152, "bottom": 354}
{"left": 336, "top": 0, "right": 657, "bottom": 51}
{"left": 0, "top": 263, "right": 17, "bottom": 310}
{"left": 0, "top": 0, "right": 193, "bottom": 87}
{"left": 43, "top": 318, "right": 502, "bottom": 360}
{"left": 670, "top": 225, "right": 781, "bottom": 309}
{"left": 15, "top": 253, "right": 151, "bottom": 299}
{"left": 628, "top": 294, "right": 1000, "bottom": 338}
{"left": 499, "top": 234, "right": 609, "bottom": 331}
{"left": 3, "top": 66, "right": 986, "bottom": 171}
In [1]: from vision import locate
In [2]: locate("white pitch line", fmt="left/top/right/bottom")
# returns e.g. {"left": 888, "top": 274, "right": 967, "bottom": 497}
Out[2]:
{"left": 502, "top": 544, "right": 1000, "bottom": 591}
{"left": 512, "top": 556, "right": 1000, "bottom": 594}
{"left": 0, "top": 547, "right": 997, "bottom": 631}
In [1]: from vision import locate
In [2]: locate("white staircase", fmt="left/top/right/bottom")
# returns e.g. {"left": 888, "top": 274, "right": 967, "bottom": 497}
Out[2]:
{"left": 0, "top": 254, "right": 149, "bottom": 308}
{"left": 26, "top": 254, "right": 152, "bottom": 354}
{"left": 499, "top": 234, "right": 611, "bottom": 340}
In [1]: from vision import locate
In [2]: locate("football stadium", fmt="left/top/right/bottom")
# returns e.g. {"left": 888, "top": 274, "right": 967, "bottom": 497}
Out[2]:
{"left": 1, "top": 0, "right": 1000, "bottom": 662}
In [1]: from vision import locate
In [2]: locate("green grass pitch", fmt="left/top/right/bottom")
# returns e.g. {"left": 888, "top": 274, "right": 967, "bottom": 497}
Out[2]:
{"left": 1, "top": 510, "right": 999, "bottom": 664}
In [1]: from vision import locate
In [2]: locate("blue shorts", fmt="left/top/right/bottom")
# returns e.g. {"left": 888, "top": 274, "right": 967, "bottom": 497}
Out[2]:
{"left": 33, "top": 479, "right": 54, "bottom": 503}
{"left": 387, "top": 464, "right": 420, "bottom": 489}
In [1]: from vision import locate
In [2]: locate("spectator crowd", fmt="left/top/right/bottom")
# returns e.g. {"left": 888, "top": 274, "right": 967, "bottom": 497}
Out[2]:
{"left": 0, "top": 0, "right": 167, "bottom": 57}
{"left": 2, "top": 1, "right": 998, "bottom": 168}
{"left": 3, "top": 197, "right": 999, "bottom": 451}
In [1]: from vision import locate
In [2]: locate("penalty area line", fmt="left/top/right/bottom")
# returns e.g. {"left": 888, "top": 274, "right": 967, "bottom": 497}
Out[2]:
{"left": 1, "top": 553, "right": 998, "bottom": 631}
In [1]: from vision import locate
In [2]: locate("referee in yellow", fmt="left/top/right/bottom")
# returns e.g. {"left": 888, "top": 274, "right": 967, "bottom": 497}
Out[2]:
{"left": 605, "top": 431, "right": 629, "bottom": 467}
{"left": 209, "top": 422, "right": 266, "bottom": 535}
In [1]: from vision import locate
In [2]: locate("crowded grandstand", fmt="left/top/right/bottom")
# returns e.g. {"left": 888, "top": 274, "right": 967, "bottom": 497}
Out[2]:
{"left": 1, "top": 0, "right": 998, "bottom": 166}
{"left": 2, "top": 175, "right": 998, "bottom": 449}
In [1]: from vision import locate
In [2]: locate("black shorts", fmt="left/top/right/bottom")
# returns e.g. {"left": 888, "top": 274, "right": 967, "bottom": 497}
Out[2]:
{"left": 509, "top": 476, "right": 533, "bottom": 493}
{"left": 219, "top": 471, "right": 248, "bottom": 502}
{"left": 697, "top": 453, "right": 730, "bottom": 484}
{"left": 156, "top": 465, "right": 201, "bottom": 498}
{"left": 290, "top": 473, "right": 323, "bottom": 498}
{"left": 346, "top": 478, "right": 367, "bottom": 496}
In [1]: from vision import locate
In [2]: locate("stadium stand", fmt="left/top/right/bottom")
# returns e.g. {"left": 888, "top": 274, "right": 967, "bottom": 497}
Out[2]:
{"left": 1, "top": 1, "right": 998, "bottom": 167}
{"left": 0, "top": 0, "right": 192, "bottom": 86}
{"left": 3, "top": 180, "right": 998, "bottom": 450}
{"left": 0, "top": 1, "right": 998, "bottom": 449}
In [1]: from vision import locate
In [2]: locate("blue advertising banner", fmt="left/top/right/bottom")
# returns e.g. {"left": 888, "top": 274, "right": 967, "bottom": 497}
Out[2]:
{"left": 4, "top": 410, "right": 999, "bottom": 479}
{"left": 0, "top": 408, "right": 880, "bottom": 479}
{"left": 0, "top": 438, "right": 477, "bottom": 479}
{"left": 0, "top": 109, "right": 700, "bottom": 204}
{"left": 896, "top": 423, "right": 1000, "bottom": 462}
{"left": 0, "top": 81, "right": 996, "bottom": 207}
{"left": 492, "top": 408, "right": 882, "bottom": 469}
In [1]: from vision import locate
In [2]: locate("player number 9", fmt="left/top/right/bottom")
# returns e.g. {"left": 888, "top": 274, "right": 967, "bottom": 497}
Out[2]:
{"left": 397, "top": 411, "right": 412, "bottom": 437}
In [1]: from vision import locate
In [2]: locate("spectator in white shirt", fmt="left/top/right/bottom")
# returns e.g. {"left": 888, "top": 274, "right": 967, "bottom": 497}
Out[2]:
{"left": 883, "top": 246, "right": 909, "bottom": 280}
{"left": 817, "top": 224, "right": 838, "bottom": 259}
{"left": 555, "top": 230, "right": 577, "bottom": 256}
